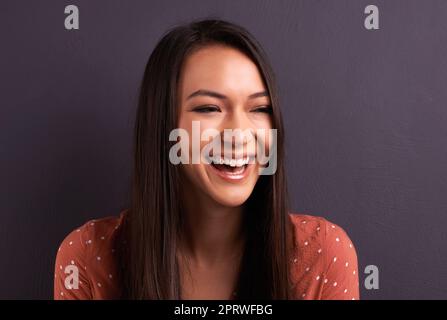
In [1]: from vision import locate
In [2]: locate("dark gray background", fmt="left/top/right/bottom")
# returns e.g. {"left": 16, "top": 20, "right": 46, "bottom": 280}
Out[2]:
{"left": 1, "top": 0, "right": 446, "bottom": 299}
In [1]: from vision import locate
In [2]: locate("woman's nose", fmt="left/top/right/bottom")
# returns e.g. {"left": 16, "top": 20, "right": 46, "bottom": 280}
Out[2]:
{"left": 223, "top": 109, "right": 252, "bottom": 131}
{"left": 220, "top": 110, "right": 255, "bottom": 149}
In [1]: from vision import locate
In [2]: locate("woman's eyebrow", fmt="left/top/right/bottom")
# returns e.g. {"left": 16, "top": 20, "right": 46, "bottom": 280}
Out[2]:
{"left": 186, "top": 89, "right": 269, "bottom": 100}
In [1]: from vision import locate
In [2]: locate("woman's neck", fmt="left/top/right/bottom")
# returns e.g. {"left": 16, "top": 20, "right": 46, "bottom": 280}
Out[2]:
{"left": 179, "top": 187, "right": 245, "bottom": 267}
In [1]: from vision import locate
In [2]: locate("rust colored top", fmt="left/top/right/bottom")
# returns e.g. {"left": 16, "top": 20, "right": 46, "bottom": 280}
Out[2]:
{"left": 54, "top": 211, "right": 359, "bottom": 300}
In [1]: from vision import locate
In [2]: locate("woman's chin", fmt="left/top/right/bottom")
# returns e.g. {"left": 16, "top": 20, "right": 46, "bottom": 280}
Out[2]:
{"left": 203, "top": 163, "right": 258, "bottom": 207}
{"left": 205, "top": 180, "right": 257, "bottom": 207}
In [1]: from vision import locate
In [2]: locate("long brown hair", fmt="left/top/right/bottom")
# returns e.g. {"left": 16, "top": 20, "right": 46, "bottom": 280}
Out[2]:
{"left": 121, "top": 18, "right": 291, "bottom": 299}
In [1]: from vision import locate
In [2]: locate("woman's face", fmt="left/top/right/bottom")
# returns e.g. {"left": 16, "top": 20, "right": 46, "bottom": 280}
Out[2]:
{"left": 177, "top": 44, "right": 273, "bottom": 208}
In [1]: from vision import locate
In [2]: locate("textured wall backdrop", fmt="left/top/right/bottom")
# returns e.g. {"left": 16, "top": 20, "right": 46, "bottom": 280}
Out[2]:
{"left": 1, "top": 0, "right": 446, "bottom": 299}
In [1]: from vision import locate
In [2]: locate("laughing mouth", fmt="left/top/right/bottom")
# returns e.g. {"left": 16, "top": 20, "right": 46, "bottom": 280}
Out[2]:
{"left": 208, "top": 155, "right": 254, "bottom": 175}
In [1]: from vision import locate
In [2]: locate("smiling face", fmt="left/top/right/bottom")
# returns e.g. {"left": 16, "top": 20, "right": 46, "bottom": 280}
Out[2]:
{"left": 177, "top": 44, "right": 273, "bottom": 208}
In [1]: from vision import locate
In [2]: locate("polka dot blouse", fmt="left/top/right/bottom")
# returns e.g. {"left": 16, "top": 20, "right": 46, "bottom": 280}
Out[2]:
{"left": 54, "top": 211, "right": 359, "bottom": 300}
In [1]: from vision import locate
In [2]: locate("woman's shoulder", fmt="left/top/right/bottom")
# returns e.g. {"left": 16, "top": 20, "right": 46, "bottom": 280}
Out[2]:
{"left": 287, "top": 212, "right": 358, "bottom": 263}
{"left": 288, "top": 212, "right": 355, "bottom": 248}
{"left": 56, "top": 210, "right": 127, "bottom": 253}
{"left": 288, "top": 212, "right": 326, "bottom": 233}
{"left": 54, "top": 209, "right": 128, "bottom": 299}
{"left": 287, "top": 212, "right": 360, "bottom": 300}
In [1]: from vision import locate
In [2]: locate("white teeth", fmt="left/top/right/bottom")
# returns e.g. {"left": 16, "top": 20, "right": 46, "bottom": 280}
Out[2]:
{"left": 210, "top": 156, "right": 250, "bottom": 167}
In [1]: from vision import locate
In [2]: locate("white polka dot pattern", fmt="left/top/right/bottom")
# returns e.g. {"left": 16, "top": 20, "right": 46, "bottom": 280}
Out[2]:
{"left": 54, "top": 213, "right": 126, "bottom": 300}
{"left": 289, "top": 213, "right": 360, "bottom": 300}
{"left": 54, "top": 211, "right": 360, "bottom": 300}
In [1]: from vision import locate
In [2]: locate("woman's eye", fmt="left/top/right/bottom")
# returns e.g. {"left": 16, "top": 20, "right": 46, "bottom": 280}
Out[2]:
{"left": 192, "top": 105, "right": 221, "bottom": 113}
{"left": 251, "top": 106, "right": 273, "bottom": 114}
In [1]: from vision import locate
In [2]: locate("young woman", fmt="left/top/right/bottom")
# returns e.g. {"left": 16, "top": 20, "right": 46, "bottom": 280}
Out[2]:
{"left": 54, "top": 19, "right": 359, "bottom": 300}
